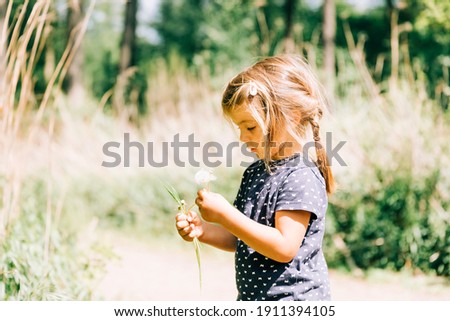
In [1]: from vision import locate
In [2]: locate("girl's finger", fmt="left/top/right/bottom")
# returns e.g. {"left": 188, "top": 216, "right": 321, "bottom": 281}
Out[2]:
{"left": 187, "top": 210, "right": 199, "bottom": 223}
{"left": 195, "top": 197, "right": 202, "bottom": 208}
{"left": 188, "top": 229, "right": 198, "bottom": 239}
{"left": 179, "top": 225, "right": 192, "bottom": 236}
{"left": 197, "top": 188, "right": 208, "bottom": 198}
{"left": 176, "top": 213, "right": 187, "bottom": 221}
{"left": 181, "top": 235, "right": 193, "bottom": 242}
{"left": 176, "top": 220, "right": 189, "bottom": 230}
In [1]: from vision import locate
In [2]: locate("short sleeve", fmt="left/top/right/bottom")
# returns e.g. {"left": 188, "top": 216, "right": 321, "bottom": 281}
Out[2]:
{"left": 274, "top": 167, "right": 327, "bottom": 220}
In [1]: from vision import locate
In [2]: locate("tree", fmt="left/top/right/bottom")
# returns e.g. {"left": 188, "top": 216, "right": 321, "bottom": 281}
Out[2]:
{"left": 114, "top": 0, "right": 138, "bottom": 113}
{"left": 323, "top": 0, "right": 336, "bottom": 104}
{"left": 119, "top": 0, "right": 138, "bottom": 74}
{"left": 283, "top": 0, "right": 296, "bottom": 53}
{"left": 406, "top": 0, "right": 450, "bottom": 108}
{"left": 65, "top": 0, "right": 85, "bottom": 102}
{"left": 153, "top": 0, "right": 205, "bottom": 64}
{"left": 411, "top": 0, "right": 450, "bottom": 46}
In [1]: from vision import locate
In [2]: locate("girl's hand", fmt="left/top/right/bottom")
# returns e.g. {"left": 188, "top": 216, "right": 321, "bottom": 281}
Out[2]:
{"left": 175, "top": 210, "right": 203, "bottom": 242}
{"left": 195, "top": 189, "right": 233, "bottom": 224}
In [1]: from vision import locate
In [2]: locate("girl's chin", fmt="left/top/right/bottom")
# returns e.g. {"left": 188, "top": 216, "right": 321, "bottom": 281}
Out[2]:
{"left": 249, "top": 149, "right": 262, "bottom": 158}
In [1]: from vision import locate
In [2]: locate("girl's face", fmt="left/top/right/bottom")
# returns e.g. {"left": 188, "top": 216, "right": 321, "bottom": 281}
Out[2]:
{"left": 229, "top": 105, "right": 300, "bottom": 160}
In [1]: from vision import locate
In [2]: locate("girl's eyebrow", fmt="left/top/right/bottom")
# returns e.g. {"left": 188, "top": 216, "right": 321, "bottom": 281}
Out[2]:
{"left": 237, "top": 119, "right": 254, "bottom": 125}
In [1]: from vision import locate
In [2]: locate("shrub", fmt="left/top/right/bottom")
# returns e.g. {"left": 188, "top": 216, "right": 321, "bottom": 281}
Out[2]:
{"left": 0, "top": 177, "right": 107, "bottom": 300}
{"left": 324, "top": 83, "right": 450, "bottom": 276}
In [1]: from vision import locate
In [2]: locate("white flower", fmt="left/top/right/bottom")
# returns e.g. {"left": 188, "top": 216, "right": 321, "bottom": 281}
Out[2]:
{"left": 195, "top": 169, "right": 216, "bottom": 187}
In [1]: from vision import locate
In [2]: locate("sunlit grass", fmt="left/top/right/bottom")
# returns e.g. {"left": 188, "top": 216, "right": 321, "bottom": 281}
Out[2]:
{"left": 0, "top": 0, "right": 105, "bottom": 300}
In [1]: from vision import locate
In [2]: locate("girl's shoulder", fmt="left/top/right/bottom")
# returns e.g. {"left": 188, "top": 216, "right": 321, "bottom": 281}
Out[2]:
{"left": 274, "top": 154, "right": 326, "bottom": 187}
{"left": 275, "top": 158, "right": 328, "bottom": 219}
{"left": 292, "top": 164, "right": 326, "bottom": 188}
{"left": 241, "top": 155, "right": 325, "bottom": 189}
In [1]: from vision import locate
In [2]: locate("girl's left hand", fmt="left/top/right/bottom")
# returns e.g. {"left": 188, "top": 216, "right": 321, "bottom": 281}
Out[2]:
{"left": 195, "top": 189, "right": 233, "bottom": 224}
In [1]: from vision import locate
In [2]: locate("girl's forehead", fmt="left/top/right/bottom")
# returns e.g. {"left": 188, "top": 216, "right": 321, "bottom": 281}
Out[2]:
{"left": 229, "top": 105, "right": 255, "bottom": 125}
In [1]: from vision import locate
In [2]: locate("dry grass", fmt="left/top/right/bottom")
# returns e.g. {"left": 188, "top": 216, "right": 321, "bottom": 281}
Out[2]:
{"left": 0, "top": 0, "right": 105, "bottom": 300}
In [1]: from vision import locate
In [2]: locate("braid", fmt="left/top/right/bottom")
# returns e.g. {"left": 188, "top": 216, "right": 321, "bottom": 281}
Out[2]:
{"left": 309, "top": 118, "right": 335, "bottom": 194}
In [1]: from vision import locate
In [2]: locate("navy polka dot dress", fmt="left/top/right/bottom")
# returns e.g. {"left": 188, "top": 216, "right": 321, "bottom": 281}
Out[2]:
{"left": 233, "top": 153, "right": 331, "bottom": 301}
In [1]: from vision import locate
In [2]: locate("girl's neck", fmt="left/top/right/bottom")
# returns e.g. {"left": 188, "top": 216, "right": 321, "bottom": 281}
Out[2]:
{"left": 271, "top": 140, "right": 302, "bottom": 160}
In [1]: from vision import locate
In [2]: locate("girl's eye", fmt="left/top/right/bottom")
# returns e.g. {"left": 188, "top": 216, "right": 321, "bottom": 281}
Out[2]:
{"left": 247, "top": 126, "right": 256, "bottom": 131}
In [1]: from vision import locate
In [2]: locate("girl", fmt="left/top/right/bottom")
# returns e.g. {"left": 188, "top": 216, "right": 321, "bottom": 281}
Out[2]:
{"left": 176, "top": 55, "right": 335, "bottom": 301}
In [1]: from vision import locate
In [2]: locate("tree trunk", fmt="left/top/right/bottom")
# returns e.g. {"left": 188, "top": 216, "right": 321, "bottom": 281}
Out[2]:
{"left": 386, "top": 0, "right": 399, "bottom": 86}
{"left": 323, "top": 0, "right": 336, "bottom": 107}
{"left": 0, "top": 0, "right": 7, "bottom": 97}
{"left": 65, "top": 0, "right": 85, "bottom": 103}
{"left": 114, "top": 0, "right": 138, "bottom": 113}
{"left": 119, "top": 0, "right": 138, "bottom": 74}
{"left": 283, "top": 0, "right": 296, "bottom": 53}
{"left": 386, "top": 0, "right": 394, "bottom": 21}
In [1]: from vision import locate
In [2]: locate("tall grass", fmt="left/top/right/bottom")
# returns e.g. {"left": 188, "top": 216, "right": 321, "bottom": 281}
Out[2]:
{"left": 0, "top": 3, "right": 242, "bottom": 299}
{"left": 322, "top": 28, "right": 450, "bottom": 276}
{"left": 0, "top": 0, "right": 106, "bottom": 300}
{"left": 324, "top": 80, "right": 449, "bottom": 275}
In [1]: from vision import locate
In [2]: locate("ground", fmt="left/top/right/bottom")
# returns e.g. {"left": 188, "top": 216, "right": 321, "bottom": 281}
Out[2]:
{"left": 94, "top": 234, "right": 449, "bottom": 301}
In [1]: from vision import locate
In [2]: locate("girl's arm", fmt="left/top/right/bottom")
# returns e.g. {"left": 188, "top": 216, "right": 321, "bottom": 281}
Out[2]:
{"left": 220, "top": 208, "right": 309, "bottom": 262}
{"left": 196, "top": 190, "right": 310, "bottom": 263}
{"left": 199, "top": 221, "right": 237, "bottom": 252}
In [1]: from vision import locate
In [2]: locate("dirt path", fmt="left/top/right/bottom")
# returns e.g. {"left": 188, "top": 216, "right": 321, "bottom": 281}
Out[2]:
{"left": 94, "top": 235, "right": 449, "bottom": 301}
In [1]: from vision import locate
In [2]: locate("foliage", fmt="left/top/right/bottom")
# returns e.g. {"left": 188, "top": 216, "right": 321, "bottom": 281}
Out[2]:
{"left": 151, "top": 0, "right": 259, "bottom": 74}
{"left": 409, "top": 0, "right": 450, "bottom": 46}
{"left": 0, "top": 0, "right": 108, "bottom": 300}
{"left": 326, "top": 170, "right": 449, "bottom": 276}
{"left": 0, "top": 176, "right": 107, "bottom": 300}
{"left": 323, "top": 83, "right": 450, "bottom": 276}
{"left": 83, "top": 2, "right": 122, "bottom": 99}
{"left": 7, "top": 0, "right": 447, "bottom": 110}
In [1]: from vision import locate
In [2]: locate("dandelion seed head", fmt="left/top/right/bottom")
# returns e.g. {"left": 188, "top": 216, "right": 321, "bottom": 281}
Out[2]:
{"left": 195, "top": 169, "right": 216, "bottom": 186}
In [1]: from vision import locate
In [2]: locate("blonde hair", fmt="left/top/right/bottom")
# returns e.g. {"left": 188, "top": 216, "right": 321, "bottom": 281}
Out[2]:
{"left": 222, "top": 54, "right": 335, "bottom": 194}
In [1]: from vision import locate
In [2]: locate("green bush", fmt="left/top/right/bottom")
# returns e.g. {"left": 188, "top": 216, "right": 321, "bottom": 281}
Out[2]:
{"left": 324, "top": 85, "right": 450, "bottom": 277}
{"left": 0, "top": 177, "right": 107, "bottom": 300}
{"left": 326, "top": 170, "right": 449, "bottom": 276}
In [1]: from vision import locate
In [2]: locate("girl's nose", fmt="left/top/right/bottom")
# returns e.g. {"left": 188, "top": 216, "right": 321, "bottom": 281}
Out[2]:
{"left": 239, "top": 132, "right": 249, "bottom": 143}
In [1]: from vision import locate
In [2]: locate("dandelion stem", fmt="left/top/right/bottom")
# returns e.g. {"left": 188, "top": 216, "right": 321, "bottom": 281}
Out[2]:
{"left": 164, "top": 184, "right": 202, "bottom": 289}
{"left": 193, "top": 237, "right": 202, "bottom": 290}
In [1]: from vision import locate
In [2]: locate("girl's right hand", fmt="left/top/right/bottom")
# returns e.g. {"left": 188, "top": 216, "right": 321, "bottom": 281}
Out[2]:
{"left": 175, "top": 210, "right": 203, "bottom": 242}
